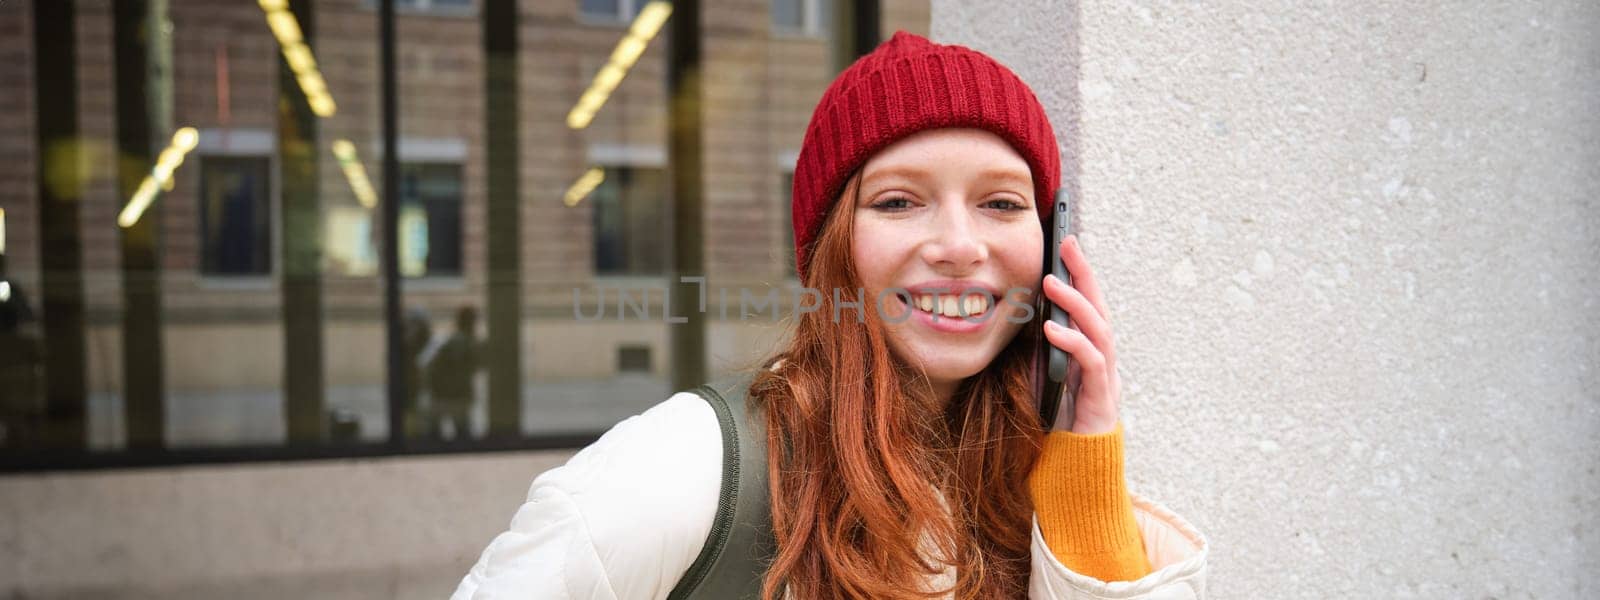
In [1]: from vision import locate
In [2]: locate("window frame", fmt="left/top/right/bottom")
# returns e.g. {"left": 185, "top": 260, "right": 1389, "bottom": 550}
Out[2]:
{"left": 588, "top": 163, "right": 669, "bottom": 280}
{"left": 368, "top": 136, "right": 471, "bottom": 287}
{"left": 396, "top": 160, "right": 467, "bottom": 281}
{"left": 194, "top": 154, "right": 280, "bottom": 288}
{"left": 192, "top": 128, "right": 279, "bottom": 288}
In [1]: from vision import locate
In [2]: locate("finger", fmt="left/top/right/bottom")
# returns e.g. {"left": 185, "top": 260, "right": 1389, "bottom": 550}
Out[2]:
{"left": 1043, "top": 321, "right": 1114, "bottom": 421}
{"left": 1059, "top": 234, "right": 1113, "bottom": 324}
{"left": 1043, "top": 273, "right": 1118, "bottom": 366}
{"left": 1042, "top": 319, "right": 1108, "bottom": 379}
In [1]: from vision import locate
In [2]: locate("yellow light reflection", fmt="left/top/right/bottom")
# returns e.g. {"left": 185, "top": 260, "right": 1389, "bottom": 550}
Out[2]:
{"left": 563, "top": 167, "right": 606, "bottom": 207}
{"left": 259, "top": 0, "right": 337, "bottom": 117}
{"left": 332, "top": 139, "right": 379, "bottom": 209}
{"left": 0, "top": 207, "right": 6, "bottom": 255}
{"left": 266, "top": 11, "right": 303, "bottom": 43}
{"left": 566, "top": 1, "right": 672, "bottom": 129}
{"left": 283, "top": 44, "right": 316, "bottom": 73}
{"left": 119, "top": 127, "right": 200, "bottom": 228}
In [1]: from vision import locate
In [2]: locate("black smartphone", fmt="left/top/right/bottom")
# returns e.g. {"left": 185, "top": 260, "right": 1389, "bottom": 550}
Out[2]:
{"left": 1034, "top": 188, "right": 1075, "bottom": 430}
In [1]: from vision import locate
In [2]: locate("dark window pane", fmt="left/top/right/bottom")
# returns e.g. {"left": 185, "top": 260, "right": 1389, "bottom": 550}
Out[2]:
{"left": 592, "top": 166, "right": 665, "bottom": 276}
{"left": 199, "top": 156, "right": 272, "bottom": 276}
{"left": 626, "top": 168, "right": 666, "bottom": 274}
{"left": 617, "top": 345, "right": 650, "bottom": 372}
{"left": 580, "top": 0, "right": 621, "bottom": 19}
{"left": 399, "top": 163, "right": 463, "bottom": 277}
{"left": 592, "top": 172, "right": 624, "bottom": 273}
{"left": 771, "top": 0, "right": 803, "bottom": 30}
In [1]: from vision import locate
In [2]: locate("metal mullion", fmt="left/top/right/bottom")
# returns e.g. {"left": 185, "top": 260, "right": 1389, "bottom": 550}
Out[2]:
{"left": 113, "top": 0, "right": 168, "bottom": 449}
{"left": 667, "top": 0, "right": 706, "bottom": 391}
{"left": 481, "top": 0, "right": 522, "bottom": 439}
{"left": 380, "top": 0, "right": 405, "bottom": 449}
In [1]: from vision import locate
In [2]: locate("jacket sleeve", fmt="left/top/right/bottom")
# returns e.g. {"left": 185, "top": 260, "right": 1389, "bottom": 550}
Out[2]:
{"left": 1027, "top": 423, "right": 1210, "bottom": 599}
{"left": 451, "top": 393, "right": 723, "bottom": 600}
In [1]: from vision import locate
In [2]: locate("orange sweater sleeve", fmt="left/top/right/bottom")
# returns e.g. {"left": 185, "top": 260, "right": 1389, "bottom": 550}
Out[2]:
{"left": 1027, "top": 420, "right": 1154, "bottom": 582}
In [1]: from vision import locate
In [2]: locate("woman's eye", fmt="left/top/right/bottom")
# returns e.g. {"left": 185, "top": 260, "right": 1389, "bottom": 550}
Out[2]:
{"left": 982, "top": 198, "right": 1028, "bottom": 211}
{"left": 871, "top": 196, "right": 914, "bottom": 211}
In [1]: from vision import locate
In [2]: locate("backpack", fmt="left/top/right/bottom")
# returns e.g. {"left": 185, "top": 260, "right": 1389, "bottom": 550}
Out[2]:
{"left": 666, "top": 371, "right": 777, "bottom": 600}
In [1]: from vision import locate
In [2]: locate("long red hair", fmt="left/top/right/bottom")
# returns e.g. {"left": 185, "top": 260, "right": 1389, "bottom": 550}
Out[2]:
{"left": 745, "top": 170, "right": 1047, "bottom": 599}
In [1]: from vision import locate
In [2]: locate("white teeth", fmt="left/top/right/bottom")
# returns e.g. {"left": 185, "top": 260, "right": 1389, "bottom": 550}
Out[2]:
{"left": 911, "top": 292, "right": 989, "bottom": 317}
{"left": 964, "top": 295, "right": 988, "bottom": 315}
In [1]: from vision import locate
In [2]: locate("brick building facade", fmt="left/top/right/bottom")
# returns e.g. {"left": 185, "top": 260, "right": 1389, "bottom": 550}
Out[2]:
{"left": 0, "top": 0, "right": 928, "bottom": 444}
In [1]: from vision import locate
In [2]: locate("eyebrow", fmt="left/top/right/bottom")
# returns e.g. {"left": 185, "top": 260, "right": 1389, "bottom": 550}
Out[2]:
{"left": 976, "top": 167, "right": 1033, "bottom": 189}
{"left": 861, "top": 165, "right": 1032, "bottom": 189}
{"left": 860, "top": 165, "right": 930, "bottom": 187}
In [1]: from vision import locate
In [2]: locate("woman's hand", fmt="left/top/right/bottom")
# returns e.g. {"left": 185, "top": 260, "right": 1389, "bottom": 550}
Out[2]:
{"left": 1040, "top": 234, "right": 1122, "bottom": 435}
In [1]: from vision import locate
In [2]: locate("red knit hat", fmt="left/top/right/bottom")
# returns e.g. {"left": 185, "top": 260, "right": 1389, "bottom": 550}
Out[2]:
{"left": 791, "top": 30, "right": 1060, "bottom": 280}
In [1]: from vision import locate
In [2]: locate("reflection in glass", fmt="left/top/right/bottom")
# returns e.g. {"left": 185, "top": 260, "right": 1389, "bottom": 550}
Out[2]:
{"left": 580, "top": 0, "right": 632, "bottom": 22}
{"left": 0, "top": 0, "right": 931, "bottom": 466}
{"left": 771, "top": 0, "right": 831, "bottom": 36}
{"left": 324, "top": 206, "right": 378, "bottom": 276}
{"left": 200, "top": 157, "right": 274, "bottom": 276}
{"left": 399, "top": 163, "right": 464, "bottom": 278}
{"left": 772, "top": 0, "right": 803, "bottom": 30}
{"left": 591, "top": 166, "right": 666, "bottom": 276}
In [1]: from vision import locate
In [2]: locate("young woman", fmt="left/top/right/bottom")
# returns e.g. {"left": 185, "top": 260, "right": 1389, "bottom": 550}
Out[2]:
{"left": 452, "top": 31, "right": 1208, "bottom": 600}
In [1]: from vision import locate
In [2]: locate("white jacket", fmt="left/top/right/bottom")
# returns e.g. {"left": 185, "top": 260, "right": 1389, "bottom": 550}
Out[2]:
{"left": 452, "top": 392, "right": 1209, "bottom": 599}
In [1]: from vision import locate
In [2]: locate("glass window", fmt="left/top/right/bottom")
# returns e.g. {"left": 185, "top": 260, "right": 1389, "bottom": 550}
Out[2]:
{"left": 617, "top": 345, "right": 651, "bottom": 372}
{"left": 591, "top": 166, "right": 666, "bottom": 276}
{"left": 781, "top": 170, "right": 797, "bottom": 278}
{"left": 323, "top": 207, "right": 379, "bottom": 277}
{"left": 772, "top": 0, "right": 830, "bottom": 36}
{"left": 399, "top": 162, "right": 464, "bottom": 278}
{"left": 0, "top": 0, "right": 928, "bottom": 468}
{"left": 580, "top": 0, "right": 631, "bottom": 22}
{"left": 771, "top": 0, "right": 804, "bottom": 31}
{"left": 199, "top": 156, "right": 274, "bottom": 276}
{"left": 816, "top": 0, "right": 834, "bottom": 37}
{"left": 363, "top": 0, "right": 477, "bottom": 15}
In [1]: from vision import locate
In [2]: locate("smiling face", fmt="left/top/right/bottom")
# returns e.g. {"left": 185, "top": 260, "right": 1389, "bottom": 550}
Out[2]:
{"left": 850, "top": 128, "right": 1045, "bottom": 402}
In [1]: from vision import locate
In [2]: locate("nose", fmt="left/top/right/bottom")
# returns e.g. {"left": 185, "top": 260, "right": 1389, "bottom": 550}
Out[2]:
{"left": 919, "top": 199, "right": 987, "bottom": 272}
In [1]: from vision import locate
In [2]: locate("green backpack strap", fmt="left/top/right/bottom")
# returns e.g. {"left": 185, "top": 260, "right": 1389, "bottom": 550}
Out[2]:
{"left": 667, "top": 371, "right": 776, "bottom": 600}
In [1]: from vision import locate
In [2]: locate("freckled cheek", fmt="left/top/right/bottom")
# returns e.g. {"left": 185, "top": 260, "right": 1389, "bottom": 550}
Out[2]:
{"left": 852, "top": 222, "right": 919, "bottom": 289}
{"left": 992, "top": 230, "right": 1043, "bottom": 280}
{"left": 1007, "top": 247, "right": 1044, "bottom": 282}
{"left": 991, "top": 232, "right": 1043, "bottom": 319}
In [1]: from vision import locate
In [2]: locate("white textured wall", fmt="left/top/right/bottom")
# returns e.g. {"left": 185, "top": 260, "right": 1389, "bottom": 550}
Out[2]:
{"left": 934, "top": 1, "right": 1600, "bottom": 597}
